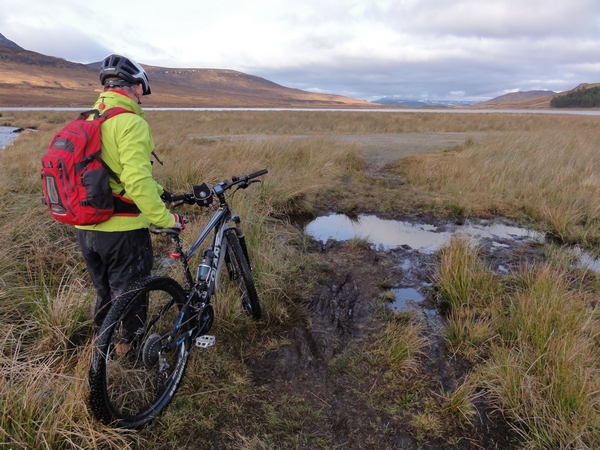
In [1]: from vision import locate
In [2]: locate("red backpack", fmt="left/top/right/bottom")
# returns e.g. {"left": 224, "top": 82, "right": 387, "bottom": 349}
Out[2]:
{"left": 41, "top": 108, "right": 132, "bottom": 225}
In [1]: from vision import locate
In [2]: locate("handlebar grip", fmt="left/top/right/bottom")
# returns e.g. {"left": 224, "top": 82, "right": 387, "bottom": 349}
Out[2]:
{"left": 170, "top": 193, "right": 187, "bottom": 202}
{"left": 170, "top": 193, "right": 196, "bottom": 205}
{"left": 247, "top": 168, "right": 269, "bottom": 180}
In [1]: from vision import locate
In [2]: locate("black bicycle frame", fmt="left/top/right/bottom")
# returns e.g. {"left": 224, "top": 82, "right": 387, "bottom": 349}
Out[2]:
{"left": 152, "top": 204, "right": 235, "bottom": 350}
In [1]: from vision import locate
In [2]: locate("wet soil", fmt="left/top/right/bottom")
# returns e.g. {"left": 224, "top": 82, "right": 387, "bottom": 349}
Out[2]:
{"left": 244, "top": 133, "right": 539, "bottom": 448}
{"left": 245, "top": 214, "right": 545, "bottom": 448}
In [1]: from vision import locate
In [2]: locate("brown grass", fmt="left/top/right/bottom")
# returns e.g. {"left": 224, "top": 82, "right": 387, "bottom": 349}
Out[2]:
{"left": 1, "top": 110, "right": 600, "bottom": 449}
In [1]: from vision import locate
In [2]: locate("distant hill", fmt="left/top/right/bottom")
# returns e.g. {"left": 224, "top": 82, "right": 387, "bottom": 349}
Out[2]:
{"left": 373, "top": 97, "right": 476, "bottom": 108}
{"left": 0, "top": 38, "right": 372, "bottom": 108}
{"left": 474, "top": 90, "right": 557, "bottom": 109}
{"left": 0, "top": 33, "right": 22, "bottom": 49}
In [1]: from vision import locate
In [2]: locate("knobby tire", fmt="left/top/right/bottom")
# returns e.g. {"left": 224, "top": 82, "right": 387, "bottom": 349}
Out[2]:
{"left": 225, "top": 230, "right": 262, "bottom": 320}
{"left": 88, "top": 276, "right": 190, "bottom": 429}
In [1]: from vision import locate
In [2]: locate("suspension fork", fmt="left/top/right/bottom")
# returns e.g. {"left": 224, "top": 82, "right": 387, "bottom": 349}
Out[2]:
{"left": 230, "top": 215, "right": 252, "bottom": 268}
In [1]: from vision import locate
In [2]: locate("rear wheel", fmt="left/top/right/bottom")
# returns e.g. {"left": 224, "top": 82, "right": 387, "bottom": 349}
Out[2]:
{"left": 225, "top": 230, "right": 262, "bottom": 320}
{"left": 88, "top": 276, "right": 190, "bottom": 429}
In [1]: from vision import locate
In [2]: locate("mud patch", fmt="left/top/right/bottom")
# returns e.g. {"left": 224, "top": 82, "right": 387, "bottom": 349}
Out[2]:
{"left": 247, "top": 214, "right": 542, "bottom": 448}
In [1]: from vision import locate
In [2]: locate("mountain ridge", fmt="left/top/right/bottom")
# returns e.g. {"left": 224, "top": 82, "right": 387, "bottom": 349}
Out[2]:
{"left": 0, "top": 37, "right": 372, "bottom": 108}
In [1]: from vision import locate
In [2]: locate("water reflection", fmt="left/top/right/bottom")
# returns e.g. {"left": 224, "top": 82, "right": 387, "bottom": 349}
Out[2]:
{"left": 0, "top": 126, "right": 19, "bottom": 150}
{"left": 305, "top": 214, "right": 543, "bottom": 253}
{"left": 390, "top": 288, "right": 424, "bottom": 311}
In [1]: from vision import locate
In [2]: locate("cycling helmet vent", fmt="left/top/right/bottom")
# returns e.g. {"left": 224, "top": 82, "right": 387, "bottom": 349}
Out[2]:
{"left": 99, "top": 54, "right": 151, "bottom": 95}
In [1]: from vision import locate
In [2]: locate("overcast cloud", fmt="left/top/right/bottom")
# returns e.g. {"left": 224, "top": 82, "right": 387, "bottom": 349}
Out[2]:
{"left": 2, "top": 0, "right": 600, "bottom": 101}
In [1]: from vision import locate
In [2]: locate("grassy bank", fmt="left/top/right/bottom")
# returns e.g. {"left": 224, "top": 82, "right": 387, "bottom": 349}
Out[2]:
{"left": 0, "top": 110, "right": 599, "bottom": 449}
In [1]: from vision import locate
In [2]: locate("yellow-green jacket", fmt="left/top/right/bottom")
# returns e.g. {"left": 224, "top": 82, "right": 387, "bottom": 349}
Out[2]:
{"left": 75, "top": 91, "right": 175, "bottom": 232}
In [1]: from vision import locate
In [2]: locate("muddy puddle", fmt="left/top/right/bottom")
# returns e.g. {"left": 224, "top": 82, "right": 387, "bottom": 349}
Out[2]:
{"left": 305, "top": 213, "right": 544, "bottom": 253}
{"left": 304, "top": 213, "right": 563, "bottom": 328}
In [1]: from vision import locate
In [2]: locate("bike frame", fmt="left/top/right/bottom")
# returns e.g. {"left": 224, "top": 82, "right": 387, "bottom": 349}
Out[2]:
{"left": 150, "top": 193, "right": 239, "bottom": 350}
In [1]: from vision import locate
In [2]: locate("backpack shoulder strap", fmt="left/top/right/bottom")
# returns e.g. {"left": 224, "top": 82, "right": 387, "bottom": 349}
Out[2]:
{"left": 101, "top": 107, "right": 134, "bottom": 121}
{"left": 89, "top": 107, "right": 134, "bottom": 186}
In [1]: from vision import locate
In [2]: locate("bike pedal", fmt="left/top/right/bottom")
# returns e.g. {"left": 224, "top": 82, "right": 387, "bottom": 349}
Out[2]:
{"left": 195, "top": 335, "right": 216, "bottom": 348}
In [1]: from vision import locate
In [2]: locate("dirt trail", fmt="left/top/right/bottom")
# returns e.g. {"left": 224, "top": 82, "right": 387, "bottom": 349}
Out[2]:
{"left": 218, "top": 130, "right": 521, "bottom": 448}
{"left": 328, "top": 132, "right": 487, "bottom": 172}
{"left": 207, "top": 131, "right": 490, "bottom": 172}
{"left": 248, "top": 232, "right": 533, "bottom": 448}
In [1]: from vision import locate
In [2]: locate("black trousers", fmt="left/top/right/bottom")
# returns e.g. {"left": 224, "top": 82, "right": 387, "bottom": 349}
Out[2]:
{"left": 76, "top": 228, "right": 153, "bottom": 342}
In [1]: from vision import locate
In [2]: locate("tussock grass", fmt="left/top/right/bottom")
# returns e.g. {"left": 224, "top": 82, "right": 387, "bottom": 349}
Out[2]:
{"left": 394, "top": 121, "right": 600, "bottom": 248}
{"left": 0, "top": 345, "right": 140, "bottom": 449}
{"left": 436, "top": 238, "right": 600, "bottom": 449}
{"left": 437, "top": 377, "right": 480, "bottom": 425}
{"left": 378, "top": 316, "right": 429, "bottom": 372}
{"left": 436, "top": 236, "right": 502, "bottom": 310}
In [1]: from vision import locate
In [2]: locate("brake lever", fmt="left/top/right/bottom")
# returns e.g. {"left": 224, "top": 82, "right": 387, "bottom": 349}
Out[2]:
{"left": 239, "top": 179, "right": 261, "bottom": 190}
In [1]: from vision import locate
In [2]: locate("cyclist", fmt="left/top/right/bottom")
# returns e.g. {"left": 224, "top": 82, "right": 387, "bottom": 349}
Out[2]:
{"left": 76, "top": 54, "right": 186, "bottom": 355}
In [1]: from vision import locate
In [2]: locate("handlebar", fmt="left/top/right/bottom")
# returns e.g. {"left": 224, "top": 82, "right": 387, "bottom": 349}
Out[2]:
{"left": 223, "top": 168, "right": 269, "bottom": 191}
{"left": 169, "top": 168, "right": 268, "bottom": 206}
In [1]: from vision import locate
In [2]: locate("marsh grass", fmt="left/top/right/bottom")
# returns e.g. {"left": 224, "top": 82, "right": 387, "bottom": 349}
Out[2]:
{"left": 436, "top": 238, "right": 600, "bottom": 449}
{"left": 2, "top": 110, "right": 600, "bottom": 448}
{"left": 394, "top": 122, "right": 600, "bottom": 248}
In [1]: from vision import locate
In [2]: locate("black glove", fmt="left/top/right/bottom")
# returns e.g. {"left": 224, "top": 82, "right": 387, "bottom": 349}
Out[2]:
{"left": 161, "top": 188, "right": 174, "bottom": 203}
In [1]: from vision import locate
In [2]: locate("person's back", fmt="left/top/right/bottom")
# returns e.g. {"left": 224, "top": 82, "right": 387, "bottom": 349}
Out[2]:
{"left": 76, "top": 54, "right": 186, "bottom": 355}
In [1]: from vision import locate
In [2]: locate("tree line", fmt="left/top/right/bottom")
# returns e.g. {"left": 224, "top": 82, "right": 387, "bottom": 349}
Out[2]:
{"left": 550, "top": 86, "right": 600, "bottom": 108}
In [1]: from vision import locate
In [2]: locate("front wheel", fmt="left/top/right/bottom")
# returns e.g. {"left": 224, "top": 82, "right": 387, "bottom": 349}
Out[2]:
{"left": 88, "top": 276, "right": 191, "bottom": 429}
{"left": 225, "top": 230, "right": 262, "bottom": 320}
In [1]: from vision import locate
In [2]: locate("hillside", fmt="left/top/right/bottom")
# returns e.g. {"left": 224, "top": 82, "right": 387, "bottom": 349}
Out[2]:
{"left": 0, "top": 38, "right": 371, "bottom": 108}
{"left": 549, "top": 83, "right": 600, "bottom": 108}
{"left": 474, "top": 90, "right": 557, "bottom": 109}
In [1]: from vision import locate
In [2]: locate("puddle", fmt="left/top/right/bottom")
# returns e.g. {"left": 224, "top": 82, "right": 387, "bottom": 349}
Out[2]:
{"left": 390, "top": 288, "right": 424, "bottom": 311}
{"left": 305, "top": 213, "right": 600, "bottom": 327}
{"left": 305, "top": 214, "right": 549, "bottom": 323}
{"left": 305, "top": 214, "right": 544, "bottom": 253}
{"left": 570, "top": 246, "right": 600, "bottom": 272}
{"left": 0, "top": 126, "right": 19, "bottom": 150}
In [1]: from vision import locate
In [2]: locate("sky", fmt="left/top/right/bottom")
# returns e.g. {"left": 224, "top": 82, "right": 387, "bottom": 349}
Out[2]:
{"left": 2, "top": 0, "right": 600, "bottom": 102}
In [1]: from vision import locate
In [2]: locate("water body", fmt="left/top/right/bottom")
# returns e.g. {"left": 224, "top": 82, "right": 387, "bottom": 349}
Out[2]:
{"left": 389, "top": 288, "right": 425, "bottom": 312}
{"left": 305, "top": 214, "right": 544, "bottom": 253}
{"left": 306, "top": 213, "right": 600, "bottom": 321}
{"left": 0, "top": 126, "right": 19, "bottom": 149}
{"left": 305, "top": 213, "right": 546, "bottom": 320}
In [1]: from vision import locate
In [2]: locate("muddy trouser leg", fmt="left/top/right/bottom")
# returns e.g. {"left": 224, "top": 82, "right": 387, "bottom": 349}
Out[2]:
{"left": 77, "top": 228, "right": 153, "bottom": 342}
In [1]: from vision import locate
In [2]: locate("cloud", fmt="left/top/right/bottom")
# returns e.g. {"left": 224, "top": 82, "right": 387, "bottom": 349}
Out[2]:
{"left": 4, "top": 26, "right": 110, "bottom": 63}
{"left": 1, "top": 0, "right": 600, "bottom": 100}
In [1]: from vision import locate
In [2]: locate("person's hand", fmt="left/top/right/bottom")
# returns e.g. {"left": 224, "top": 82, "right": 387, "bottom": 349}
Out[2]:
{"left": 161, "top": 188, "right": 175, "bottom": 205}
{"left": 172, "top": 213, "right": 188, "bottom": 232}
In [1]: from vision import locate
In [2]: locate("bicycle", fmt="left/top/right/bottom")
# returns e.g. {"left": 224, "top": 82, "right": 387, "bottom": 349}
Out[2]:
{"left": 88, "top": 168, "right": 268, "bottom": 429}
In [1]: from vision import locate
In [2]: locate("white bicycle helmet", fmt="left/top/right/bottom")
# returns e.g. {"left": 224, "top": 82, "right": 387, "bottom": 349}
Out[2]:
{"left": 99, "top": 54, "right": 151, "bottom": 95}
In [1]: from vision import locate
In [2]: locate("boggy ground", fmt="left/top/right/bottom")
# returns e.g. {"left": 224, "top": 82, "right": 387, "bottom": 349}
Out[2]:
{"left": 238, "top": 134, "right": 548, "bottom": 449}
{"left": 243, "top": 212, "right": 546, "bottom": 449}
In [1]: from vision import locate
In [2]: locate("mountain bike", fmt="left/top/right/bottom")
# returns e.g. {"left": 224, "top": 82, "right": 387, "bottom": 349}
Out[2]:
{"left": 88, "top": 168, "right": 268, "bottom": 429}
